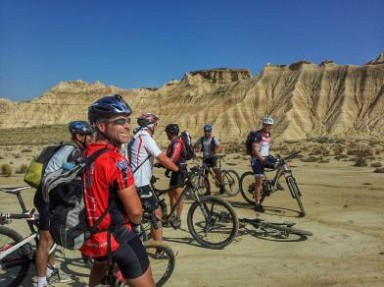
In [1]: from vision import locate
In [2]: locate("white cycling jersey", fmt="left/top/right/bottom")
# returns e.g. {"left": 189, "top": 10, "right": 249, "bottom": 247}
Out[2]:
{"left": 129, "top": 129, "right": 162, "bottom": 187}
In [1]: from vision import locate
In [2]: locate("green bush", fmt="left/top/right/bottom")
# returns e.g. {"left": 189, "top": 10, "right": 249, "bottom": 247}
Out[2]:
{"left": 1, "top": 164, "right": 13, "bottom": 177}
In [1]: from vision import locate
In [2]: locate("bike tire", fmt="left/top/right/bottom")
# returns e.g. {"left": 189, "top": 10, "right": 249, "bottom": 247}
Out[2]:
{"left": 222, "top": 170, "right": 240, "bottom": 196}
{"left": 261, "top": 221, "right": 313, "bottom": 237}
{"left": 187, "top": 196, "right": 239, "bottom": 249}
{"left": 144, "top": 240, "right": 175, "bottom": 287}
{"left": 239, "top": 171, "right": 255, "bottom": 205}
{"left": 286, "top": 176, "right": 306, "bottom": 217}
{"left": 0, "top": 226, "right": 33, "bottom": 287}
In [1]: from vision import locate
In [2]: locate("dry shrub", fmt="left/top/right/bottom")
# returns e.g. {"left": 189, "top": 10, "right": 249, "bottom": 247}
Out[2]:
{"left": 354, "top": 151, "right": 368, "bottom": 167}
{"left": 17, "top": 164, "right": 28, "bottom": 174}
{"left": 371, "top": 162, "right": 382, "bottom": 168}
{"left": 300, "top": 156, "right": 319, "bottom": 162}
{"left": 374, "top": 167, "right": 384, "bottom": 173}
{"left": 21, "top": 148, "right": 33, "bottom": 153}
{"left": 335, "top": 154, "right": 349, "bottom": 160}
{"left": 12, "top": 153, "right": 21, "bottom": 159}
{"left": 1, "top": 164, "right": 13, "bottom": 177}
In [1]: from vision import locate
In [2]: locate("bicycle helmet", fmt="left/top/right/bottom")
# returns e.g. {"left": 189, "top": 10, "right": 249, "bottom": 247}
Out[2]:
{"left": 262, "top": 115, "right": 274, "bottom": 125}
{"left": 88, "top": 94, "right": 132, "bottom": 124}
{"left": 204, "top": 124, "right": 212, "bottom": 132}
{"left": 68, "top": 121, "right": 95, "bottom": 135}
{"left": 137, "top": 113, "right": 160, "bottom": 127}
{"left": 165, "top": 123, "right": 179, "bottom": 134}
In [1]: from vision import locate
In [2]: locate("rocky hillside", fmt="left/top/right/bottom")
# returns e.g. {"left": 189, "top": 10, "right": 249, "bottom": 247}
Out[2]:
{"left": 1, "top": 55, "right": 383, "bottom": 144}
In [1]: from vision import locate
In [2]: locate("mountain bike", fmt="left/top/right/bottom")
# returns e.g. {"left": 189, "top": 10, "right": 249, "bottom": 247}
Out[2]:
{"left": 0, "top": 186, "right": 57, "bottom": 287}
{"left": 151, "top": 165, "right": 239, "bottom": 249}
{"left": 239, "top": 217, "right": 313, "bottom": 239}
{"left": 239, "top": 151, "right": 306, "bottom": 217}
{"left": 192, "top": 154, "right": 240, "bottom": 196}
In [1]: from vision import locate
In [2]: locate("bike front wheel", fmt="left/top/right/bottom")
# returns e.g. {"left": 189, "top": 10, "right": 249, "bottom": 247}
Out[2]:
{"left": 222, "top": 170, "right": 240, "bottom": 196}
{"left": 286, "top": 176, "right": 306, "bottom": 217}
{"left": 144, "top": 240, "right": 175, "bottom": 287}
{"left": 187, "top": 196, "right": 239, "bottom": 249}
{"left": 0, "top": 226, "right": 33, "bottom": 287}
{"left": 239, "top": 171, "right": 255, "bottom": 205}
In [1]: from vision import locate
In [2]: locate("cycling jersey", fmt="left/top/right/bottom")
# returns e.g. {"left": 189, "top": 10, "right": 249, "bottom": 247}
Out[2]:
{"left": 80, "top": 143, "right": 136, "bottom": 258}
{"left": 129, "top": 129, "right": 162, "bottom": 187}
{"left": 199, "top": 136, "right": 219, "bottom": 158}
{"left": 166, "top": 137, "right": 185, "bottom": 164}
{"left": 254, "top": 130, "right": 271, "bottom": 157}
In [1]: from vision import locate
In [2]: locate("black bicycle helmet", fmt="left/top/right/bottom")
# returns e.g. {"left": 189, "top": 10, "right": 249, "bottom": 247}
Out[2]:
{"left": 204, "top": 124, "right": 213, "bottom": 132}
{"left": 68, "top": 121, "right": 95, "bottom": 135}
{"left": 165, "top": 123, "right": 179, "bottom": 134}
{"left": 88, "top": 94, "right": 132, "bottom": 124}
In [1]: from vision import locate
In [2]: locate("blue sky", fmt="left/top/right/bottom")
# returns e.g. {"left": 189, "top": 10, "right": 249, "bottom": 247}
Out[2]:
{"left": 1, "top": 0, "right": 383, "bottom": 101}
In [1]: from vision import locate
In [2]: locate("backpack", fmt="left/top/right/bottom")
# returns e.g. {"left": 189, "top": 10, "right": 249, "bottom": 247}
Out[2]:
{"left": 245, "top": 131, "right": 259, "bottom": 155}
{"left": 180, "top": 131, "right": 195, "bottom": 160}
{"left": 24, "top": 142, "right": 77, "bottom": 188}
{"left": 41, "top": 148, "right": 108, "bottom": 250}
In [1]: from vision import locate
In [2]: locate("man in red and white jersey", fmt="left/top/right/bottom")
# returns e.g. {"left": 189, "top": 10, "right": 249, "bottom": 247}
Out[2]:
{"left": 83, "top": 94, "right": 154, "bottom": 287}
{"left": 128, "top": 113, "right": 179, "bottom": 243}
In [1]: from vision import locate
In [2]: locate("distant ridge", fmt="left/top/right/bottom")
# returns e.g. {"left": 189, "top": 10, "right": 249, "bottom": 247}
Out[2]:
{"left": 1, "top": 53, "right": 383, "bottom": 144}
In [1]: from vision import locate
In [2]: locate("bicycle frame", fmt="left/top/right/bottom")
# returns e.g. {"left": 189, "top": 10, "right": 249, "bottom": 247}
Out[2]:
{"left": 152, "top": 167, "right": 206, "bottom": 223}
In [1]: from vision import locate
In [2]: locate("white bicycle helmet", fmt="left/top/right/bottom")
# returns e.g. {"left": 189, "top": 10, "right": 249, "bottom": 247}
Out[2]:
{"left": 262, "top": 115, "right": 274, "bottom": 125}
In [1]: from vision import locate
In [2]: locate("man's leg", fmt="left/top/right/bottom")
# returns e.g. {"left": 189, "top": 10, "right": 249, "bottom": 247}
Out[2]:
{"left": 151, "top": 207, "right": 163, "bottom": 241}
{"left": 36, "top": 230, "right": 53, "bottom": 287}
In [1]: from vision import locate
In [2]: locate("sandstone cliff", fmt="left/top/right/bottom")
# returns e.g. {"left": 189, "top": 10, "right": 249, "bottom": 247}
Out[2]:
{"left": 1, "top": 56, "right": 383, "bottom": 144}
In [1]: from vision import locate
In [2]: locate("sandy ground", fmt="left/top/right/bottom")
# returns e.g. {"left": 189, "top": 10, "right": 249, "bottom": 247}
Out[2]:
{"left": 1, "top": 154, "right": 383, "bottom": 287}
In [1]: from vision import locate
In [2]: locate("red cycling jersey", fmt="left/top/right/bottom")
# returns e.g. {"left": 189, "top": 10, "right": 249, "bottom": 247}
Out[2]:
{"left": 166, "top": 137, "right": 185, "bottom": 164}
{"left": 80, "top": 143, "right": 135, "bottom": 258}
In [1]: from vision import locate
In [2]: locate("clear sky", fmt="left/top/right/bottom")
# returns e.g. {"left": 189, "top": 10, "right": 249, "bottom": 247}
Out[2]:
{"left": 1, "top": 0, "right": 383, "bottom": 101}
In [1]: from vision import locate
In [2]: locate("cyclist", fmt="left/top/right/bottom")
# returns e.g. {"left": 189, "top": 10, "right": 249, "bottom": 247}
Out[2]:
{"left": 164, "top": 123, "right": 186, "bottom": 228}
{"left": 34, "top": 121, "right": 95, "bottom": 287}
{"left": 194, "top": 124, "right": 224, "bottom": 195}
{"left": 250, "top": 115, "right": 280, "bottom": 212}
{"left": 83, "top": 94, "right": 154, "bottom": 287}
{"left": 128, "top": 113, "right": 179, "bottom": 244}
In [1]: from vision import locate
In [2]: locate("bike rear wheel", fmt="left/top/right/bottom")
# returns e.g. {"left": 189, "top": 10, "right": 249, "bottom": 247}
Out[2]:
{"left": 239, "top": 171, "right": 255, "bottom": 204}
{"left": 261, "top": 221, "right": 313, "bottom": 237}
{"left": 144, "top": 240, "right": 175, "bottom": 287}
{"left": 286, "top": 176, "right": 306, "bottom": 217}
{"left": 187, "top": 196, "right": 239, "bottom": 249}
{"left": 222, "top": 170, "right": 240, "bottom": 196}
{"left": 0, "top": 226, "right": 33, "bottom": 287}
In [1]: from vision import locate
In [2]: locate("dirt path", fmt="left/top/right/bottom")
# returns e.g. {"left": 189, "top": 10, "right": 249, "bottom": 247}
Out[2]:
{"left": 1, "top": 156, "right": 383, "bottom": 287}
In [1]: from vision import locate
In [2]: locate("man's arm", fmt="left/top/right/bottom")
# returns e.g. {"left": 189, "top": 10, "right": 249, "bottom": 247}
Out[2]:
{"left": 156, "top": 152, "right": 179, "bottom": 172}
{"left": 117, "top": 185, "right": 143, "bottom": 225}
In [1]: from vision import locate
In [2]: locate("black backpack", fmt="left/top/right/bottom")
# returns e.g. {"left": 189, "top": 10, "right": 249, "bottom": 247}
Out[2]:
{"left": 180, "top": 131, "right": 195, "bottom": 160}
{"left": 42, "top": 148, "right": 108, "bottom": 250}
{"left": 245, "top": 131, "right": 259, "bottom": 155}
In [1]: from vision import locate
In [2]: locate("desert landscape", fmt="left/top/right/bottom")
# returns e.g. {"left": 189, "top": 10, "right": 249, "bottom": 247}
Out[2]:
{"left": 0, "top": 54, "right": 383, "bottom": 286}
{"left": 0, "top": 143, "right": 383, "bottom": 287}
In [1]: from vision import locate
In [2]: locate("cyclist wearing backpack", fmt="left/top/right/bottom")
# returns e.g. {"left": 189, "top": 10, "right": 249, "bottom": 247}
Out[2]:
{"left": 165, "top": 123, "right": 186, "bottom": 228}
{"left": 128, "top": 113, "right": 179, "bottom": 244}
{"left": 194, "top": 124, "right": 224, "bottom": 195}
{"left": 250, "top": 115, "right": 279, "bottom": 213}
{"left": 84, "top": 95, "right": 154, "bottom": 287}
{"left": 34, "top": 121, "right": 95, "bottom": 287}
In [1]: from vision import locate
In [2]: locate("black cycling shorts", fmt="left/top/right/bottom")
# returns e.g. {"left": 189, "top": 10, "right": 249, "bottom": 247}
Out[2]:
{"left": 203, "top": 156, "right": 217, "bottom": 175}
{"left": 170, "top": 171, "right": 184, "bottom": 187}
{"left": 137, "top": 185, "right": 159, "bottom": 213}
{"left": 251, "top": 155, "right": 278, "bottom": 176}
{"left": 33, "top": 187, "right": 50, "bottom": 231}
{"left": 93, "top": 227, "right": 150, "bottom": 279}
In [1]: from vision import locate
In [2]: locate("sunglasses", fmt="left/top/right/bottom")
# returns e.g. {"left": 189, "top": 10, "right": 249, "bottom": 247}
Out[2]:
{"left": 106, "top": 117, "right": 131, "bottom": 126}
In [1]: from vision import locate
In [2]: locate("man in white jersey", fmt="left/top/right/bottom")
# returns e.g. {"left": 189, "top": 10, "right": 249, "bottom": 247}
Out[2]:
{"left": 250, "top": 115, "right": 279, "bottom": 212}
{"left": 128, "top": 113, "right": 179, "bottom": 242}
